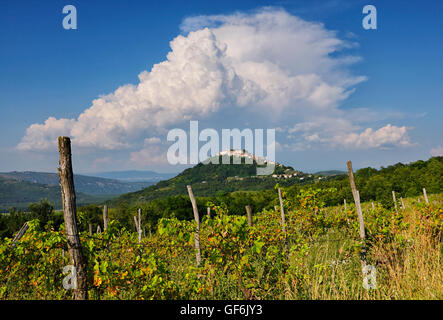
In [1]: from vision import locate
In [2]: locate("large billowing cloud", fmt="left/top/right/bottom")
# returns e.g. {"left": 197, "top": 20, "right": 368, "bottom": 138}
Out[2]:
{"left": 17, "top": 8, "right": 410, "bottom": 155}
{"left": 430, "top": 146, "right": 443, "bottom": 157}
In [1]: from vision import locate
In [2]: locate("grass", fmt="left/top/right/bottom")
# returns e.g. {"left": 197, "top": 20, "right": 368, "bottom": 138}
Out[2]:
{"left": 286, "top": 195, "right": 443, "bottom": 300}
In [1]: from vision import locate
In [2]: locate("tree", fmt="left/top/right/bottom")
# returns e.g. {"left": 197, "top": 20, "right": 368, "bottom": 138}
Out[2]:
{"left": 29, "top": 199, "right": 55, "bottom": 229}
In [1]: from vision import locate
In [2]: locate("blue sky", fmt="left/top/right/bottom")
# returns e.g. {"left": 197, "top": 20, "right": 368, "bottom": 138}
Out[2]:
{"left": 0, "top": 0, "right": 442, "bottom": 174}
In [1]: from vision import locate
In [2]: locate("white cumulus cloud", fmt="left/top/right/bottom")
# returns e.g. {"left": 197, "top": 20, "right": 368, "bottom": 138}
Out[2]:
{"left": 17, "top": 7, "right": 408, "bottom": 157}
{"left": 337, "top": 124, "right": 411, "bottom": 149}
{"left": 17, "top": 117, "right": 75, "bottom": 151}
{"left": 430, "top": 145, "right": 443, "bottom": 157}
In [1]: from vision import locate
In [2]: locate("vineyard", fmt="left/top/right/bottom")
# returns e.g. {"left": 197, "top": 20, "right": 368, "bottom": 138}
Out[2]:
{"left": 1, "top": 187, "right": 441, "bottom": 300}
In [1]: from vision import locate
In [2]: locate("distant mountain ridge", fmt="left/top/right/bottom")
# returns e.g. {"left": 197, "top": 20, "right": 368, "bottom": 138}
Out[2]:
{"left": 313, "top": 170, "right": 346, "bottom": 176}
{"left": 0, "top": 171, "right": 154, "bottom": 195}
{"left": 85, "top": 170, "right": 176, "bottom": 182}
{"left": 0, "top": 176, "right": 112, "bottom": 212}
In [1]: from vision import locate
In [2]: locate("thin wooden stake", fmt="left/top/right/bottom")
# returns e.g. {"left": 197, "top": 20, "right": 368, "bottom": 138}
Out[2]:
{"left": 346, "top": 161, "right": 367, "bottom": 267}
{"left": 133, "top": 215, "right": 142, "bottom": 243}
{"left": 138, "top": 208, "right": 142, "bottom": 243}
{"left": 278, "top": 188, "right": 286, "bottom": 234}
{"left": 245, "top": 205, "right": 253, "bottom": 227}
{"left": 207, "top": 207, "right": 211, "bottom": 219}
{"left": 187, "top": 185, "right": 201, "bottom": 267}
{"left": 89, "top": 224, "right": 93, "bottom": 237}
{"left": 11, "top": 222, "right": 29, "bottom": 248}
{"left": 134, "top": 215, "right": 139, "bottom": 231}
{"left": 58, "top": 136, "right": 88, "bottom": 300}
{"left": 103, "top": 205, "right": 108, "bottom": 231}
{"left": 372, "top": 202, "right": 375, "bottom": 210}
{"left": 392, "top": 191, "right": 398, "bottom": 213}
{"left": 344, "top": 199, "right": 347, "bottom": 211}
{"left": 423, "top": 188, "right": 429, "bottom": 204}
{"left": 400, "top": 197, "right": 405, "bottom": 210}
{"left": 278, "top": 188, "right": 289, "bottom": 256}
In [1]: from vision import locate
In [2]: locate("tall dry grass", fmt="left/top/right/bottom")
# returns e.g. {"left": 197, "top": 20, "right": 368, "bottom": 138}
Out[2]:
{"left": 292, "top": 196, "right": 442, "bottom": 300}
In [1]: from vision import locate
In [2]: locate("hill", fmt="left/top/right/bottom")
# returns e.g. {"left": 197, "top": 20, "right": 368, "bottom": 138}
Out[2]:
{"left": 0, "top": 176, "right": 111, "bottom": 212}
{"left": 314, "top": 170, "right": 346, "bottom": 176}
{"left": 108, "top": 151, "right": 324, "bottom": 206}
{"left": 0, "top": 171, "right": 154, "bottom": 195}
{"left": 85, "top": 170, "right": 175, "bottom": 182}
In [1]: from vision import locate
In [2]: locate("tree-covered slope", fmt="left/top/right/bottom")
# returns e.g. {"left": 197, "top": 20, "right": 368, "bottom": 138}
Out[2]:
{"left": 0, "top": 176, "right": 112, "bottom": 212}
{"left": 284, "top": 156, "right": 443, "bottom": 209}
{"left": 108, "top": 155, "right": 319, "bottom": 206}
{"left": 0, "top": 171, "right": 154, "bottom": 195}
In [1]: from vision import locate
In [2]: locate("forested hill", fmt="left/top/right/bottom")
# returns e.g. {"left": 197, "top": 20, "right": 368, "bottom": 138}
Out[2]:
{"left": 0, "top": 172, "right": 154, "bottom": 212}
{"left": 109, "top": 156, "right": 443, "bottom": 210}
{"left": 284, "top": 156, "right": 443, "bottom": 209}
{"left": 107, "top": 155, "right": 320, "bottom": 206}
{"left": 0, "top": 176, "right": 111, "bottom": 212}
{"left": 0, "top": 171, "right": 154, "bottom": 195}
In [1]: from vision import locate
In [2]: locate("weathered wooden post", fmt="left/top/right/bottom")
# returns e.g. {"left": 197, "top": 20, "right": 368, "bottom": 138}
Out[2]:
{"left": 344, "top": 199, "right": 347, "bottom": 211}
{"left": 138, "top": 208, "right": 142, "bottom": 243}
{"left": 278, "top": 188, "right": 289, "bottom": 255}
{"left": 133, "top": 213, "right": 142, "bottom": 244}
{"left": 346, "top": 161, "right": 367, "bottom": 267}
{"left": 58, "top": 136, "right": 88, "bottom": 300}
{"left": 187, "top": 185, "right": 201, "bottom": 267}
{"left": 400, "top": 197, "right": 405, "bottom": 210}
{"left": 423, "top": 188, "right": 429, "bottom": 204}
{"left": 245, "top": 205, "right": 253, "bottom": 227}
{"left": 103, "top": 205, "right": 108, "bottom": 231}
{"left": 88, "top": 224, "right": 93, "bottom": 237}
{"left": 278, "top": 188, "right": 286, "bottom": 234}
{"left": 207, "top": 207, "right": 211, "bottom": 219}
{"left": 96, "top": 225, "right": 101, "bottom": 234}
{"left": 11, "top": 222, "right": 29, "bottom": 248}
{"left": 392, "top": 191, "right": 398, "bottom": 213}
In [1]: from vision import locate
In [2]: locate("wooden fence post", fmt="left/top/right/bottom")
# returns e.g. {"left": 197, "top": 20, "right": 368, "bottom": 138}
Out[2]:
{"left": 278, "top": 188, "right": 289, "bottom": 256}
{"left": 392, "top": 191, "right": 398, "bottom": 213}
{"left": 423, "top": 188, "right": 429, "bottom": 204}
{"left": 400, "top": 197, "right": 405, "bottom": 210}
{"left": 207, "top": 207, "right": 211, "bottom": 219}
{"left": 133, "top": 213, "right": 142, "bottom": 244}
{"left": 278, "top": 188, "right": 286, "bottom": 234}
{"left": 245, "top": 205, "right": 253, "bottom": 227}
{"left": 187, "top": 185, "right": 201, "bottom": 267}
{"left": 346, "top": 161, "right": 367, "bottom": 267}
{"left": 103, "top": 205, "right": 108, "bottom": 231}
{"left": 344, "top": 199, "right": 347, "bottom": 211}
{"left": 138, "top": 208, "right": 142, "bottom": 243}
{"left": 58, "top": 136, "right": 88, "bottom": 300}
{"left": 11, "top": 222, "right": 29, "bottom": 248}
